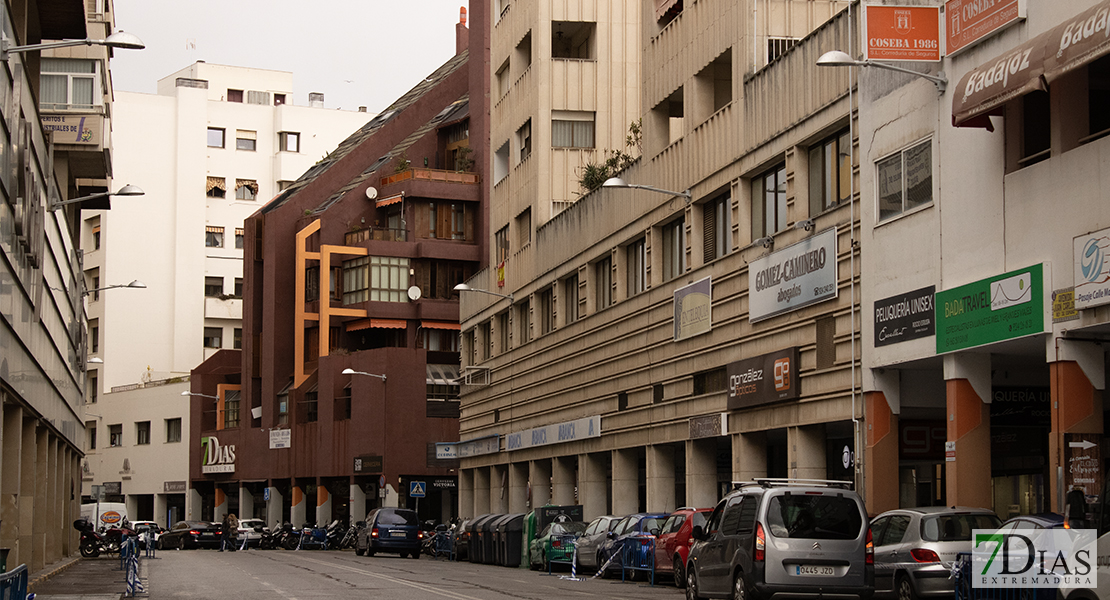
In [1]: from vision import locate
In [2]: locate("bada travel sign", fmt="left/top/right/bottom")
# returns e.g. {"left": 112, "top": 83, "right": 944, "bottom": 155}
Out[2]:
{"left": 935, "top": 264, "right": 1047, "bottom": 354}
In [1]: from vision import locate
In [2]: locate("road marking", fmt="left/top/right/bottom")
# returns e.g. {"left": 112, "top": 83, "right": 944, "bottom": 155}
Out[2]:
{"left": 297, "top": 556, "right": 484, "bottom": 600}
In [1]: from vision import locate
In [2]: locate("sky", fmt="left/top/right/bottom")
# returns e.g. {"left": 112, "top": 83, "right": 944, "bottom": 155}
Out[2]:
{"left": 111, "top": 0, "right": 470, "bottom": 115}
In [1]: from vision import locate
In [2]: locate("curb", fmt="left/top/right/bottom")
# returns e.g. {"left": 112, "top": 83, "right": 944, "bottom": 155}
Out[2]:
{"left": 27, "top": 556, "right": 81, "bottom": 591}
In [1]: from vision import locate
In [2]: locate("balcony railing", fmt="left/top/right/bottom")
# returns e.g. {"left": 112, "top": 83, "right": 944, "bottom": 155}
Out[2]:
{"left": 345, "top": 226, "right": 407, "bottom": 244}
{"left": 381, "top": 167, "right": 479, "bottom": 187}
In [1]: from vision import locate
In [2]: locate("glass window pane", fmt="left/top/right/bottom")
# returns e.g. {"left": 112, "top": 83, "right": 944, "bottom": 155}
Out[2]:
{"left": 837, "top": 131, "right": 852, "bottom": 204}
{"left": 904, "top": 141, "right": 932, "bottom": 211}
{"left": 877, "top": 153, "right": 903, "bottom": 221}
{"left": 72, "top": 77, "right": 94, "bottom": 106}
{"left": 41, "top": 75, "right": 68, "bottom": 106}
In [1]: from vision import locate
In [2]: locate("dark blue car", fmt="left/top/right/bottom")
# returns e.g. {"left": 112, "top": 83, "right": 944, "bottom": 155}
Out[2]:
{"left": 598, "top": 512, "right": 669, "bottom": 578}
{"left": 355, "top": 508, "right": 423, "bottom": 559}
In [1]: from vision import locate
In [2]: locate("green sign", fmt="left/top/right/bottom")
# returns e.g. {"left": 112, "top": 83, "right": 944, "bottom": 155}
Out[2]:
{"left": 935, "top": 264, "right": 1045, "bottom": 354}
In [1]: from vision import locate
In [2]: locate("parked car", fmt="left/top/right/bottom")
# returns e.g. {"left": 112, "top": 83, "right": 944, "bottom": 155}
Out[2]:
{"left": 870, "top": 506, "right": 1001, "bottom": 600}
{"left": 237, "top": 518, "right": 268, "bottom": 548}
{"left": 529, "top": 520, "right": 588, "bottom": 571}
{"left": 686, "top": 479, "right": 873, "bottom": 600}
{"left": 159, "top": 520, "right": 223, "bottom": 550}
{"left": 997, "top": 513, "right": 1064, "bottom": 532}
{"left": 654, "top": 507, "right": 712, "bottom": 588}
{"left": 130, "top": 521, "right": 164, "bottom": 550}
{"left": 574, "top": 515, "right": 622, "bottom": 572}
{"left": 598, "top": 512, "right": 669, "bottom": 578}
{"left": 355, "top": 507, "right": 423, "bottom": 559}
{"left": 453, "top": 517, "right": 472, "bottom": 561}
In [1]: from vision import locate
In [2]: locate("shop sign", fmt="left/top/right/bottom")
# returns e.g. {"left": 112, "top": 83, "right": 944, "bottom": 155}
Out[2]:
{"left": 991, "top": 386, "right": 1050, "bottom": 427}
{"left": 353, "top": 454, "right": 383, "bottom": 474}
{"left": 946, "top": 0, "right": 1025, "bottom": 56}
{"left": 41, "top": 114, "right": 102, "bottom": 145}
{"left": 726, "top": 347, "right": 800, "bottom": 410}
{"left": 899, "top": 420, "right": 947, "bottom": 461}
{"left": 863, "top": 5, "right": 942, "bottom": 61}
{"left": 1074, "top": 228, "right": 1110, "bottom": 310}
{"left": 439, "top": 435, "right": 500, "bottom": 459}
{"left": 1053, "top": 287, "right": 1080, "bottom": 323}
{"left": 874, "top": 286, "right": 935, "bottom": 347}
{"left": 164, "top": 481, "right": 187, "bottom": 493}
{"left": 689, "top": 413, "right": 728, "bottom": 439}
{"left": 674, "top": 277, "right": 712, "bottom": 341}
{"left": 1066, "top": 433, "right": 1101, "bottom": 500}
{"left": 506, "top": 416, "right": 601, "bottom": 452}
{"left": 201, "top": 435, "right": 235, "bottom": 474}
{"left": 431, "top": 477, "right": 457, "bottom": 490}
{"left": 103, "top": 481, "right": 122, "bottom": 495}
{"left": 269, "top": 428, "right": 291, "bottom": 449}
{"left": 945, "top": 441, "right": 956, "bottom": 462}
{"left": 935, "top": 263, "right": 1047, "bottom": 354}
{"left": 749, "top": 228, "right": 838, "bottom": 323}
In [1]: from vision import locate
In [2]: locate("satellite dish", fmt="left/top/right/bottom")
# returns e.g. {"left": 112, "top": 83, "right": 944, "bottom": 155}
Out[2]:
{"left": 407, "top": 286, "right": 422, "bottom": 301}
{"left": 365, "top": 186, "right": 378, "bottom": 200}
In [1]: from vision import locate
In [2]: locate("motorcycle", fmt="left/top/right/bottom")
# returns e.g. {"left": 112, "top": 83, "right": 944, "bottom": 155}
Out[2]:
{"left": 274, "top": 523, "right": 297, "bottom": 550}
{"left": 286, "top": 522, "right": 328, "bottom": 550}
{"left": 259, "top": 525, "right": 280, "bottom": 550}
{"left": 74, "top": 519, "right": 133, "bottom": 558}
{"left": 337, "top": 522, "right": 359, "bottom": 549}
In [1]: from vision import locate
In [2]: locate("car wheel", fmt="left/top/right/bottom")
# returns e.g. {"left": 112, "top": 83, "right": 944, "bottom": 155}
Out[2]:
{"left": 156, "top": 538, "right": 164, "bottom": 551}
{"left": 673, "top": 556, "right": 686, "bottom": 589}
{"left": 897, "top": 575, "right": 918, "bottom": 600}
{"left": 733, "top": 571, "right": 750, "bottom": 600}
{"left": 355, "top": 543, "right": 365, "bottom": 556}
{"left": 687, "top": 567, "right": 701, "bottom": 600}
{"left": 411, "top": 551, "right": 420, "bottom": 560}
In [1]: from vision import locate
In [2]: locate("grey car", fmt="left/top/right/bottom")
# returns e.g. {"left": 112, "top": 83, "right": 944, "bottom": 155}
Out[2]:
{"left": 686, "top": 479, "right": 874, "bottom": 600}
{"left": 573, "top": 515, "right": 621, "bottom": 571}
{"left": 870, "top": 506, "right": 1001, "bottom": 600}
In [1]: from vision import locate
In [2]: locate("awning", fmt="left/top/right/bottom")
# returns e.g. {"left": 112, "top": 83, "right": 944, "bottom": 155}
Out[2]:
{"left": 376, "top": 194, "right": 404, "bottom": 207}
{"left": 345, "top": 318, "right": 407, "bottom": 332}
{"left": 953, "top": 0, "right": 1110, "bottom": 128}
{"left": 421, "top": 320, "right": 461, "bottom": 330}
{"left": 655, "top": 0, "right": 680, "bottom": 20}
{"left": 426, "top": 364, "right": 460, "bottom": 386}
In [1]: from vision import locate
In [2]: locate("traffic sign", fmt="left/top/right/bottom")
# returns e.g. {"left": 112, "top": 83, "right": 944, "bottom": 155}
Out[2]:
{"left": 409, "top": 481, "right": 426, "bottom": 498}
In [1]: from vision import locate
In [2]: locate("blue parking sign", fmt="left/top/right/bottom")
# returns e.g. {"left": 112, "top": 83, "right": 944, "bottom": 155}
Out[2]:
{"left": 409, "top": 481, "right": 426, "bottom": 498}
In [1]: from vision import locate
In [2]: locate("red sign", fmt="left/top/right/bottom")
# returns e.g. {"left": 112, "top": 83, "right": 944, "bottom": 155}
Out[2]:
{"left": 946, "top": 0, "right": 1024, "bottom": 56}
{"left": 899, "top": 420, "right": 947, "bottom": 461}
{"left": 864, "top": 5, "right": 942, "bottom": 61}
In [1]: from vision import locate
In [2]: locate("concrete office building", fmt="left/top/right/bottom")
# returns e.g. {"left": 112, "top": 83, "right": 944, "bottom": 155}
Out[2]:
{"left": 457, "top": 0, "right": 857, "bottom": 522}
{"left": 79, "top": 63, "right": 371, "bottom": 526}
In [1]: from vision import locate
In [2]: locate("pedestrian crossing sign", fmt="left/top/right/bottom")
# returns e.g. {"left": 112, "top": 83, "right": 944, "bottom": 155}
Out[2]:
{"left": 410, "top": 481, "right": 426, "bottom": 497}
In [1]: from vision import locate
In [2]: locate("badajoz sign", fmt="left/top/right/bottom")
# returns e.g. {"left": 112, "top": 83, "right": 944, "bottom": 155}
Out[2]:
{"left": 972, "top": 529, "right": 1096, "bottom": 589}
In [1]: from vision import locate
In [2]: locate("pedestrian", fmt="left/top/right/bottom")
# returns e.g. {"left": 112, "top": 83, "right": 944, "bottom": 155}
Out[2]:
{"left": 221, "top": 513, "right": 239, "bottom": 552}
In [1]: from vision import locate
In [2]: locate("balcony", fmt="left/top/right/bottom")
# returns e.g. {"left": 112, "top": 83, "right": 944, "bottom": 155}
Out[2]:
{"left": 380, "top": 167, "right": 480, "bottom": 203}
{"left": 345, "top": 227, "right": 407, "bottom": 244}
{"left": 204, "top": 296, "right": 243, "bottom": 320}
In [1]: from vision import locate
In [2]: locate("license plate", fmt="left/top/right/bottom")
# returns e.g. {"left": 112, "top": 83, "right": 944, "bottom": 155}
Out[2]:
{"left": 390, "top": 531, "right": 406, "bottom": 538}
{"left": 796, "top": 565, "right": 834, "bottom": 576}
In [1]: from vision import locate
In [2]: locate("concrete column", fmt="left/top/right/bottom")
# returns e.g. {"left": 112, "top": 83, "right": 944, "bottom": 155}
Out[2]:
{"left": 30, "top": 424, "right": 47, "bottom": 572}
{"left": 612, "top": 448, "right": 639, "bottom": 516}
{"left": 473, "top": 467, "right": 491, "bottom": 515}
{"left": 350, "top": 481, "right": 366, "bottom": 525}
{"left": 214, "top": 487, "right": 228, "bottom": 521}
{"left": 239, "top": 484, "right": 255, "bottom": 520}
{"left": 155, "top": 493, "right": 169, "bottom": 528}
{"left": 315, "top": 482, "right": 332, "bottom": 527}
{"left": 490, "top": 464, "right": 508, "bottom": 513}
{"left": 1050, "top": 358, "right": 1105, "bottom": 513}
{"left": 46, "top": 436, "right": 60, "bottom": 564}
{"left": 65, "top": 449, "right": 78, "bottom": 555}
{"left": 647, "top": 445, "right": 676, "bottom": 513}
{"left": 686, "top": 439, "right": 718, "bottom": 509}
{"left": 459, "top": 469, "right": 474, "bottom": 517}
{"left": 508, "top": 462, "right": 529, "bottom": 513}
{"left": 530, "top": 460, "right": 551, "bottom": 508}
{"left": 579, "top": 453, "right": 608, "bottom": 520}
{"left": 789, "top": 424, "right": 826, "bottom": 480}
{"left": 381, "top": 484, "right": 399, "bottom": 508}
{"left": 266, "top": 484, "right": 284, "bottom": 527}
{"left": 734, "top": 431, "right": 767, "bottom": 483}
{"left": 865, "top": 391, "right": 900, "bottom": 515}
{"left": 945, "top": 354, "right": 992, "bottom": 509}
{"left": 1, "top": 404, "right": 21, "bottom": 566}
{"left": 552, "top": 456, "right": 576, "bottom": 506}
{"left": 290, "top": 484, "right": 306, "bottom": 526}
{"left": 187, "top": 487, "right": 203, "bottom": 520}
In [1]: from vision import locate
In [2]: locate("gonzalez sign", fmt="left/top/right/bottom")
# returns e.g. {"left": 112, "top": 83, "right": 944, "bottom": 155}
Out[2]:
{"left": 749, "top": 228, "right": 837, "bottom": 322}
{"left": 727, "top": 348, "right": 800, "bottom": 410}
{"left": 864, "top": 5, "right": 942, "bottom": 61}
{"left": 935, "top": 264, "right": 1047, "bottom": 354}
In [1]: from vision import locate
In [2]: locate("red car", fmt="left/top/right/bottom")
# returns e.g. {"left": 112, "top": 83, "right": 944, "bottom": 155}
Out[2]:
{"left": 653, "top": 507, "right": 711, "bottom": 588}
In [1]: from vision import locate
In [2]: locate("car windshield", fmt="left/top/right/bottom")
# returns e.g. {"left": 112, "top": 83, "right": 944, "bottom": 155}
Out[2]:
{"left": 377, "top": 510, "right": 418, "bottom": 526}
{"left": 551, "top": 522, "right": 588, "bottom": 536}
{"left": 766, "top": 494, "right": 863, "bottom": 540}
{"left": 922, "top": 513, "right": 1001, "bottom": 542}
{"left": 639, "top": 517, "right": 665, "bottom": 533}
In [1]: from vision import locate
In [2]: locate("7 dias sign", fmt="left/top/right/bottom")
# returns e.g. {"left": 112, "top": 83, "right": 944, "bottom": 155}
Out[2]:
{"left": 972, "top": 529, "right": 1096, "bottom": 589}
{"left": 200, "top": 436, "right": 236, "bottom": 474}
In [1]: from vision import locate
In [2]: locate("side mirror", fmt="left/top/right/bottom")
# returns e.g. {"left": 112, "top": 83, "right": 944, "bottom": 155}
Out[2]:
{"left": 650, "top": 528, "right": 661, "bottom": 536}
{"left": 692, "top": 525, "right": 706, "bottom": 541}
{"left": 607, "top": 531, "right": 616, "bottom": 539}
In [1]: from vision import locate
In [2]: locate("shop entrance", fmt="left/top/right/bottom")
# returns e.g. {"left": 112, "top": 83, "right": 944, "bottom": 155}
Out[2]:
{"left": 990, "top": 385, "right": 1050, "bottom": 518}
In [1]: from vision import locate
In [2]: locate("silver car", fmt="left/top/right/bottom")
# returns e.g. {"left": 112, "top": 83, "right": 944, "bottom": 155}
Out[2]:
{"left": 870, "top": 506, "right": 1001, "bottom": 600}
{"left": 573, "top": 515, "right": 621, "bottom": 571}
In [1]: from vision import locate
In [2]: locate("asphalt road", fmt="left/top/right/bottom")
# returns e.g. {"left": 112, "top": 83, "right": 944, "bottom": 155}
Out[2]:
{"left": 37, "top": 549, "right": 685, "bottom": 600}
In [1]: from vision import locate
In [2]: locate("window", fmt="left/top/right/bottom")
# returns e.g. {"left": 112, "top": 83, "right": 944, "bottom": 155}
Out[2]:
{"left": 87, "top": 372, "right": 98, "bottom": 404}
{"left": 235, "top": 228, "right": 244, "bottom": 249}
{"left": 516, "top": 31, "right": 532, "bottom": 71}
{"left": 89, "top": 319, "right": 99, "bottom": 353}
{"left": 1089, "top": 56, "right": 1110, "bottom": 139}
{"left": 203, "top": 327, "right": 223, "bottom": 348}
{"left": 234, "top": 277, "right": 244, "bottom": 297}
{"left": 496, "top": 59, "right": 511, "bottom": 98}
{"left": 136, "top": 421, "right": 150, "bottom": 445}
{"left": 87, "top": 422, "right": 97, "bottom": 450}
{"left": 164, "top": 418, "right": 181, "bottom": 443}
{"left": 280, "top": 131, "right": 300, "bottom": 152}
{"left": 517, "top": 119, "right": 532, "bottom": 162}
{"left": 595, "top": 256, "right": 612, "bottom": 309}
{"left": 236, "top": 129, "right": 257, "bottom": 151}
{"left": 494, "top": 141, "right": 510, "bottom": 183}
{"left": 233, "top": 328, "right": 242, "bottom": 349}
{"left": 206, "top": 176, "right": 226, "bottom": 198}
{"left": 235, "top": 179, "right": 258, "bottom": 200}
{"left": 479, "top": 322, "right": 492, "bottom": 360}
{"left": 86, "top": 268, "right": 100, "bottom": 302}
{"left": 627, "top": 239, "right": 646, "bottom": 296}
{"left": 539, "top": 289, "right": 554, "bottom": 335}
{"left": 516, "top": 208, "right": 531, "bottom": 247}
{"left": 428, "top": 202, "right": 466, "bottom": 239}
{"left": 223, "top": 390, "right": 240, "bottom": 428}
{"left": 877, "top": 139, "right": 932, "bottom": 222}
{"left": 495, "top": 226, "right": 510, "bottom": 263}
{"left": 1020, "top": 90, "right": 1050, "bottom": 167}
{"left": 109, "top": 424, "right": 122, "bottom": 447}
{"left": 277, "top": 390, "right": 289, "bottom": 426}
{"left": 551, "top": 21, "right": 595, "bottom": 59}
{"left": 304, "top": 391, "right": 318, "bottom": 423}
{"left": 498, "top": 311, "right": 510, "bottom": 353}
{"left": 552, "top": 111, "right": 595, "bottom": 148}
{"left": 207, "top": 128, "right": 225, "bottom": 148}
{"left": 205, "top": 276, "right": 223, "bottom": 297}
{"left": 809, "top": 130, "right": 852, "bottom": 215}
{"left": 563, "top": 274, "right": 579, "bottom": 323}
{"left": 274, "top": 93, "right": 287, "bottom": 106}
{"left": 517, "top": 299, "right": 531, "bottom": 344}
{"left": 227, "top": 89, "right": 243, "bottom": 103}
{"left": 767, "top": 37, "right": 799, "bottom": 64}
{"left": 662, "top": 218, "right": 685, "bottom": 280}
{"left": 342, "top": 256, "right": 410, "bottom": 304}
{"left": 752, "top": 164, "right": 786, "bottom": 239}
{"left": 703, "top": 193, "right": 730, "bottom": 263}
{"left": 89, "top": 217, "right": 101, "bottom": 250}
{"left": 205, "top": 226, "right": 224, "bottom": 248}
{"left": 247, "top": 90, "right": 270, "bottom": 105}
{"left": 40, "top": 58, "right": 96, "bottom": 110}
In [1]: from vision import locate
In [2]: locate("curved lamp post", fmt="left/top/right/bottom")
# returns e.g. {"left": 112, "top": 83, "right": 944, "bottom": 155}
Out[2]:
{"left": 3, "top": 30, "right": 145, "bottom": 60}
{"left": 602, "top": 177, "right": 691, "bottom": 199}
{"left": 51, "top": 184, "right": 144, "bottom": 212}
{"left": 84, "top": 279, "right": 145, "bottom": 297}
{"left": 342, "top": 368, "right": 386, "bottom": 382}
{"left": 453, "top": 283, "right": 514, "bottom": 303}
{"left": 816, "top": 50, "right": 947, "bottom": 93}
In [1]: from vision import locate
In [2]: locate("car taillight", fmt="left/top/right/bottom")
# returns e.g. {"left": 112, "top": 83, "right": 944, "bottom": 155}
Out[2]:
{"left": 189, "top": 530, "right": 200, "bottom": 536}
{"left": 553, "top": 539, "right": 562, "bottom": 549}
{"left": 910, "top": 548, "right": 940, "bottom": 563}
{"left": 418, "top": 530, "right": 424, "bottom": 540}
{"left": 371, "top": 528, "right": 379, "bottom": 539}
{"left": 865, "top": 528, "right": 874, "bottom": 565}
{"left": 755, "top": 522, "right": 765, "bottom": 562}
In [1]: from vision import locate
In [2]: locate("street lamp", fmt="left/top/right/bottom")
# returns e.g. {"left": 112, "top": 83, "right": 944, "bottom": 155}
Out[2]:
{"left": 83, "top": 279, "right": 145, "bottom": 297}
{"left": 181, "top": 391, "right": 219, "bottom": 400}
{"left": 816, "top": 50, "right": 948, "bottom": 93}
{"left": 602, "top": 177, "right": 691, "bottom": 199}
{"left": 50, "top": 184, "right": 144, "bottom": 212}
{"left": 342, "top": 368, "right": 386, "bottom": 382}
{"left": 88, "top": 357, "right": 103, "bottom": 364}
{"left": 2, "top": 30, "right": 146, "bottom": 60}
{"left": 453, "top": 283, "right": 514, "bottom": 303}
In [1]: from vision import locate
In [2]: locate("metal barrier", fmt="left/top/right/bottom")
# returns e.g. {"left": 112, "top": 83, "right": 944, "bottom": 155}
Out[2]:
{"left": 434, "top": 532, "right": 454, "bottom": 560}
{"left": 0, "top": 563, "right": 31, "bottom": 600}
{"left": 121, "top": 537, "right": 145, "bottom": 597}
{"left": 546, "top": 534, "right": 577, "bottom": 574}
{"left": 953, "top": 553, "right": 1054, "bottom": 600}
{"left": 620, "top": 535, "right": 656, "bottom": 585}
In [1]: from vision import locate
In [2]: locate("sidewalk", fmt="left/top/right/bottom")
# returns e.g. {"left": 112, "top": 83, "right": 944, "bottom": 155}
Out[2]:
{"left": 27, "top": 554, "right": 132, "bottom": 600}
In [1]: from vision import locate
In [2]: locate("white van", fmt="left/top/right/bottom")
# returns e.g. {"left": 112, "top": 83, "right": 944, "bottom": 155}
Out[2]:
{"left": 80, "top": 502, "right": 128, "bottom": 529}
